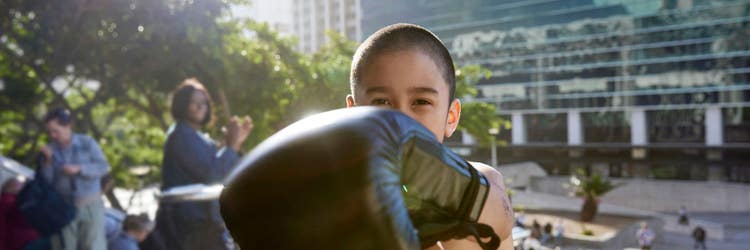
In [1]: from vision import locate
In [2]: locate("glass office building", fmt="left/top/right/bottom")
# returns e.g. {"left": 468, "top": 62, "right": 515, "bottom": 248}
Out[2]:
{"left": 361, "top": 0, "right": 750, "bottom": 182}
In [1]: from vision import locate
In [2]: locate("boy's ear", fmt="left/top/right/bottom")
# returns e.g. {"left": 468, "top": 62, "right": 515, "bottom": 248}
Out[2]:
{"left": 346, "top": 94, "right": 355, "bottom": 108}
{"left": 444, "top": 99, "right": 461, "bottom": 138}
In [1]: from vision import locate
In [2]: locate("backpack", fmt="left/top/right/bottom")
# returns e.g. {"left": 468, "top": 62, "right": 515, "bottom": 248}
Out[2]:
{"left": 16, "top": 154, "right": 77, "bottom": 236}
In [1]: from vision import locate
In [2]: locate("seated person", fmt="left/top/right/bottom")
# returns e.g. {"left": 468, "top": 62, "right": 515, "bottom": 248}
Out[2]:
{"left": 108, "top": 214, "right": 153, "bottom": 250}
{"left": 0, "top": 176, "right": 41, "bottom": 250}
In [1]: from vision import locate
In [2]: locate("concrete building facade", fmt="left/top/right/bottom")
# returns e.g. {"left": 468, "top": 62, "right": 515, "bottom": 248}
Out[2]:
{"left": 361, "top": 0, "right": 750, "bottom": 183}
{"left": 292, "top": 0, "right": 362, "bottom": 53}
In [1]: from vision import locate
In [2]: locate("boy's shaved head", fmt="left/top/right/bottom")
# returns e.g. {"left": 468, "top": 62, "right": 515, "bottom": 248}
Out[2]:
{"left": 351, "top": 23, "right": 456, "bottom": 101}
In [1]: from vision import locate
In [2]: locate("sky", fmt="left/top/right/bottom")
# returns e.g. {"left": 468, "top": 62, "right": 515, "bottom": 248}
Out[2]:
{"left": 231, "top": 0, "right": 294, "bottom": 35}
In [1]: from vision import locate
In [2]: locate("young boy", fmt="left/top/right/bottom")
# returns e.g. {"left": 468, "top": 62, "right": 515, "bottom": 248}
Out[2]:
{"left": 347, "top": 23, "right": 514, "bottom": 250}
{"left": 107, "top": 214, "right": 153, "bottom": 250}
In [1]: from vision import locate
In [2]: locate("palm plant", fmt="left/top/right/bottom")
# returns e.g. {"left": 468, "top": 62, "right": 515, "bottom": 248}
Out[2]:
{"left": 570, "top": 170, "right": 617, "bottom": 222}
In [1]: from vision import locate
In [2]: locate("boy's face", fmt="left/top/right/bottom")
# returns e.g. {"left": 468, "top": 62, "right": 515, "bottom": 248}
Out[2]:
{"left": 347, "top": 49, "right": 461, "bottom": 142}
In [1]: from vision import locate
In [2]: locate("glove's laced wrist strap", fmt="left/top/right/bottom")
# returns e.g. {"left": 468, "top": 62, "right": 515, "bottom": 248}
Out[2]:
{"left": 419, "top": 221, "right": 500, "bottom": 250}
{"left": 417, "top": 165, "right": 501, "bottom": 250}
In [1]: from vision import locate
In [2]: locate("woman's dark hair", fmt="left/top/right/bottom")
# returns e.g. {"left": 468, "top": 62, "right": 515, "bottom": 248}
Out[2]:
{"left": 170, "top": 78, "right": 213, "bottom": 126}
{"left": 43, "top": 108, "right": 72, "bottom": 126}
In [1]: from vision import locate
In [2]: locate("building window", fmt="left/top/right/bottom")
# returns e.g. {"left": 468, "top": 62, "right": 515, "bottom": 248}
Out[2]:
{"left": 525, "top": 113, "right": 567, "bottom": 143}
{"left": 647, "top": 109, "right": 705, "bottom": 144}
{"left": 582, "top": 111, "right": 630, "bottom": 143}
{"left": 724, "top": 107, "right": 750, "bottom": 143}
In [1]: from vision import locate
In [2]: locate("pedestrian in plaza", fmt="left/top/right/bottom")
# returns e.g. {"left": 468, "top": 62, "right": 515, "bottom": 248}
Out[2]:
{"left": 41, "top": 108, "right": 110, "bottom": 250}
{"left": 692, "top": 225, "right": 707, "bottom": 250}
{"left": 636, "top": 221, "right": 655, "bottom": 250}
{"left": 554, "top": 219, "right": 565, "bottom": 246}
{"left": 679, "top": 205, "right": 690, "bottom": 225}
{"left": 541, "top": 222, "right": 552, "bottom": 245}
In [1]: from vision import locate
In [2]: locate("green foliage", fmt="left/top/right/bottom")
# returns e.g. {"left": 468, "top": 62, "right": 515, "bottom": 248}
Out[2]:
{"left": 94, "top": 101, "right": 166, "bottom": 188}
{"left": 572, "top": 169, "right": 617, "bottom": 222}
{"left": 571, "top": 169, "right": 617, "bottom": 198}
{"left": 0, "top": 0, "right": 265, "bottom": 188}
{"left": 455, "top": 64, "right": 510, "bottom": 145}
{"left": 582, "top": 226, "right": 594, "bottom": 236}
{"left": 0, "top": 0, "right": 500, "bottom": 190}
{"left": 304, "top": 31, "right": 358, "bottom": 111}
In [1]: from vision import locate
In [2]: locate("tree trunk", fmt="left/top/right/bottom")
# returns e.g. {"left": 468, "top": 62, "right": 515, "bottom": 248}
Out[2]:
{"left": 580, "top": 195, "right": 598, "bottom": 222}
{"left": 105, "top": 189, "right": 124, "bottom": 211}
{"left": 217, "top": 88, "right": 232, "bottom": 121}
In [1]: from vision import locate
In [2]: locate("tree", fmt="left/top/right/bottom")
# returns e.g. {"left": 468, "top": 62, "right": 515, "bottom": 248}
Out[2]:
{"left": 570, "top": 170, "right": 618, "bottom": 222}
{"left": 1, "top": 0, "right": 238, "bottom": 189}
{"left": 454, "top": 65, "right": 510, "bottom": 146}
{"left": 0, "top": 0, "right": 318, "bottom": 190}
{"left": 294, "top": 31, "right": 358, "bottom": 117}
{"left": 1, "top": 0, "right": 504, "bottom": 208}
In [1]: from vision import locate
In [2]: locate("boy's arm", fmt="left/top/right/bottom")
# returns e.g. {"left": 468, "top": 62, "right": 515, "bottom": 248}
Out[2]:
{"left": 472, "top": 162, "right": 515, "bottom": 250}
{"left": 432, "top": 162, "right": 514, "bottom": 250}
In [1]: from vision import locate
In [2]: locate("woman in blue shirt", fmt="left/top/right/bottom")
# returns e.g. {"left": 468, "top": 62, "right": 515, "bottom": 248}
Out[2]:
{"left": 146, "top": 78, "right": 252, "bottom": 250}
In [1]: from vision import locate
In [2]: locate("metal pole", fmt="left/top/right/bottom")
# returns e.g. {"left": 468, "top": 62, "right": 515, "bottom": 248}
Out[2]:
{"left": 489, "top": 127, "right": 499, "bottom": 167}
{"left": 491, "top": 138, "right": 497, "bottom": 167}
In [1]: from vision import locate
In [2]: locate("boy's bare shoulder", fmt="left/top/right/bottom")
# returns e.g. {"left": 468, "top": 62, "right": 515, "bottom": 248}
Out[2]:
{"left": 468, "top": 161, "right": 506, "bottom": 187}
{"left": 467, "top": 161, "right": 515, "bottom": 250}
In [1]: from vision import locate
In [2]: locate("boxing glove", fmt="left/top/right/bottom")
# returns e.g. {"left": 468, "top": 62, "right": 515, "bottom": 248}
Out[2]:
{"left": 220, "top": 107, "right": 498, "bottom": 250}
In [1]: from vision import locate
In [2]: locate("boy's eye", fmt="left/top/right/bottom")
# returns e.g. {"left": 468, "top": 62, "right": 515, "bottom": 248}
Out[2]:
{"left": 413, "top": 99, "right": 432, "bottom": 106}
{"left": 371, "top": 98, "right": 391, "bottom": 106}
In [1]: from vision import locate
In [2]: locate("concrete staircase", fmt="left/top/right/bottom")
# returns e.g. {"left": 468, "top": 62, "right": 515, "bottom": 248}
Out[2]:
{"left": 512, "top": 190, "right": 750, "bottom": 250}
{"left": 661, "top": 214, "right": 725, "bottom": 240}
{"left": 652, "top": 231, "right": 748, "bottom": 250}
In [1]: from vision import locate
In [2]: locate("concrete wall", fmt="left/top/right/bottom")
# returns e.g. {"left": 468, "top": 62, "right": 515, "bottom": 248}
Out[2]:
{"left": 604, "top": 179, "right": 750, "bottom": 212}
{"left": 661, "top": 214, "right": 725, "bottom": 240}
{"left": 528, "top": 176, "right": 631, "bottom": 197}
{"left": 528, "top": 176, "right": 570, "bottom": 196}
{"left": 497, "top": 161, "right": 548, "bottom": 189}
{"left": 528, "top": 176, "right": 750, "bottom": 212}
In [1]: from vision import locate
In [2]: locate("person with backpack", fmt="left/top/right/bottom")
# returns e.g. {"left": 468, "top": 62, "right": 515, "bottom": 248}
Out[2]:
{"left": 692, "top": 225, "right": 707, "bottom": 250}
{"left": 40, "top": 108, "right": 110, "bottom": 250}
